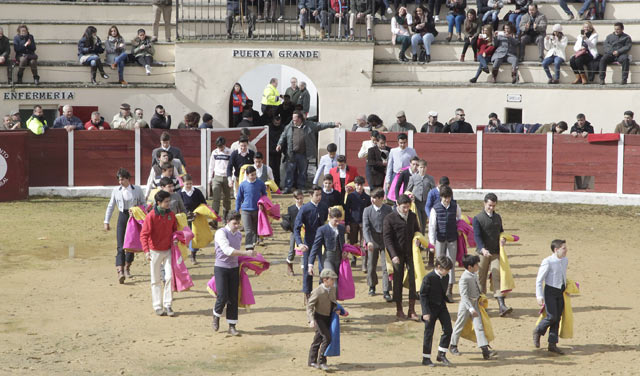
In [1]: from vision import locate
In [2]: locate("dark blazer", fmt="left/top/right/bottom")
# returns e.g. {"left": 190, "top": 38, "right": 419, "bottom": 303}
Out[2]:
{"left": 367, "top": 145, "right": 391, "bottom": 188}
{"left": 294, "top": 201, "right": 329, "bottom": 247}
{"left": 383, "top": 209, "right": 419, "bottom": 259}
{"left": 281, "top": 204, "right": 300, "bottom": 232}
{"left": 419, "top": 270, "right": 450, "bottom": 316}
{"left": 394, "top": 168, "right": 414, "bottom": 199}
{"left": 310, "top": 223, "right": 346, "bottom": 272}
{"left": 321, "top": 189, "right": 342, "bottom": 209}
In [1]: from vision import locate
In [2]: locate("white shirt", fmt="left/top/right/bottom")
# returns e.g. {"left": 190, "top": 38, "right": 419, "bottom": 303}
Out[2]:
{"left": 314, "top": 153, "right": 338, "bottom": 184}
{"left": 215, "top": 225, "right": 239, "bottom": 256}
{"left": 428, "top": 204, "right": 462, "bottom": 246}
{"left": 230, "top": 140, "right": 258, "bottom": 153}
{"left": 181, "top": 187, "right": 194, "bottom": 197}
{"left": 338, "top": 168, "right": 346, "bottom": 179}
{"left": 372, "top": 203, "right": 382, "bottom": 212}
{"left": 535, "top": 254, "right": 569, "bottom": 300}
{"left": 209, "top": 147, "right": 232, "bottom": 180}
{"left": 357, "top": 140, "right": 375, "bottom": 159}
{"left": 121, "top": 185, "right": 133, "bottom": 203}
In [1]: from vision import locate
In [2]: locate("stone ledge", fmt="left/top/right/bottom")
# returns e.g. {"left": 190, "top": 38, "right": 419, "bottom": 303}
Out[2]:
{"left": 371, "top": 81, "right": 640, "bottom": 89}
{"left": 0, "top": 82, "right": 176, "bottom": 89}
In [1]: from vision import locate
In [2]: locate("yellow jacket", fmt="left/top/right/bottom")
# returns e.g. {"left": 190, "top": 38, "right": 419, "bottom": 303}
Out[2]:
{"left": 460, "top": 295, "right": 495, "bottom": 343}
{"left": 26, "top": 116, "right": 47, "bottom": 135}
{"left": 536, "top": 279, "right": 579, "bottom": 339}
{"left": 261, "top": 84, "right": 281, "bottom": 106}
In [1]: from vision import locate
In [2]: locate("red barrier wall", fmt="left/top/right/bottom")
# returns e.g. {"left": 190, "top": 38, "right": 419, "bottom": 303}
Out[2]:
{"left": 141, "top": 129, "right": 202, "bottom": 185}
{"left": 413, "top": 133, "right": 476, "bottom": 189}
{"left": 344, "top": 131, "right": 400, "bottom": 186}
{"left": 483, "top": 134, "right": 546, "bottom": 190}
{"left": 623, "top": 135, "right": 640, "bottom": 194}
{"left": 28, "top": 129, "right": 68, "bottom": 187}
{"left": 208, "top": 128, "right": 268, "bottom": 180}
{"left": 552, "top": 135, "right": 618, "bottom": 193}
{"left": 0, "top": 131, "right": 29, "bottom": 201}
{"left": 74, "top": 131, "right": 135, "bottom": 186}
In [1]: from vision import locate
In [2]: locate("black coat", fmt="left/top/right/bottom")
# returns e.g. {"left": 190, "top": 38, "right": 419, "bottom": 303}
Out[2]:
{"left": 150, "top": 113, "right": 171, "bottom": 129}
{"left": 419, "top": 270, "right": 450, "bottom": 316}
{"left": 367, "top": 145, "right": 390, "bottom": 187}
{"left": 383, "top": 210, "right": 419, "bottom": 259}
{"left": 444, "top": 120, "right": 474, "bottom": 133}
{"left": 394, "top": 169, "right": 413, "bottom": 199}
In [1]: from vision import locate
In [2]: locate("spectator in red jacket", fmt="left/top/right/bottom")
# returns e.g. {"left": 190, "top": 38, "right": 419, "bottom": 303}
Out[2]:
{"left": 329, "top": 155, "right": 360, "bottom": 202}
{"left": 230, "top": 82, "right": 248, "bottom": 128}
{"left": 141, "top": 190, "right": 178, "bottom": 317}
{"left": 469, "top": 25, "right": 496, "bottom": 83}
{"left": 84, "top": 111, "right": 111, "bottom": 130}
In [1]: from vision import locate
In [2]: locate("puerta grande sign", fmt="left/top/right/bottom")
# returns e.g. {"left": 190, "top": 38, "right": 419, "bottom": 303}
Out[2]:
{"left": 232, "top": 49, "right": 320, "bottom": 59}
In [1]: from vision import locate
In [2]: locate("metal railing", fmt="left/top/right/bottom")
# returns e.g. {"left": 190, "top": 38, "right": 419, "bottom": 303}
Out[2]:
{"left": 176, "top": 0, "right": 372, "bottom": 41}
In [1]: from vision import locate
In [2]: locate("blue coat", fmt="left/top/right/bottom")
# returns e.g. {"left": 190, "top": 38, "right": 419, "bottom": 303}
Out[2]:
{"left": 310, "top": 223, "right": 345, "bottom": 271}
{"left": 294, "top": 201, "right": 329, "bottom": 247}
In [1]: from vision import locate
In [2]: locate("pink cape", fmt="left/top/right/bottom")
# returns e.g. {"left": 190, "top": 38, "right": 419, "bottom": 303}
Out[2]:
{"left": 336, "top": 244, "right": 362, "bottom": 301}
{"left": 456, "top": 219, "right": 476, "bottom": 267}
{"left": 122, "top": 205, "right": 146, "bottom": 252}
{"left": 257, "top": 195, "right": 281, "bottom": 237}
{"left": 386, "top": 166, "right": 409, "bottom": 201}
{"left": 171, "top": 226, "right": 195, "bottom": 292}
{"left": 207, "top": 254, "right": 271, "bottom": 308}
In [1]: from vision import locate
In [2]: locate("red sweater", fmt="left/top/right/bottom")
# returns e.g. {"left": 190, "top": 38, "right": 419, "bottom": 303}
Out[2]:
{"left": 140, "top": 207, "right": 178, "bottom": 253}
{"left": 477, "top": 38, "right": 496, "bottom": 58}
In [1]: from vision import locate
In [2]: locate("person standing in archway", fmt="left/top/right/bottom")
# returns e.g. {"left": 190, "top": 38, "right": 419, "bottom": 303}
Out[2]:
{"left": 261, "top": 78, "right": 282, "bottom": 118}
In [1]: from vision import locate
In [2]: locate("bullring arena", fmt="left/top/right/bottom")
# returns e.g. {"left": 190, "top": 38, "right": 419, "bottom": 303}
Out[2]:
{"left": 1, "top": 0, "right": 640, "bottom": 375}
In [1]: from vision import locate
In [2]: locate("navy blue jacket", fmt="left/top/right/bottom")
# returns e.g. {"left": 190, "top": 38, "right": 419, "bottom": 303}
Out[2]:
{"left": 321, "top": 189, "right": 342, "bottom": 209}
{"left": 294, "top": 201, "right": 329, "bottom": 247}
{"left": 180, "top": 188, "right": 207, "bottom": 213}
{"left": 344, "top": 190, "right": 371, "bottom": 225}
{"left": 310, "top": 223, "right": 346, "bottom": 271}
{"left": 77, "top": 35, "right": 105, "bottom": 59}
{"left": 13, "top": 34, "right": 36, "bottom": 58}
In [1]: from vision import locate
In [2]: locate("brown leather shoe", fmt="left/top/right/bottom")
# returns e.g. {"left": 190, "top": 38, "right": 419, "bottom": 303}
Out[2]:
{"left": 117, "top": 266, "right": 125, "bottom": 284}
{"left": 119, "top": 80, "right": 128, "bottom": 85}
{"left": 572, "top": 74, "right": 582, "bottom": 84}
{"left": 286, "top": 262, "right": 295, "bottom": 276}
{"left": 548, "top": 343, "right": 564, "bottom": 354}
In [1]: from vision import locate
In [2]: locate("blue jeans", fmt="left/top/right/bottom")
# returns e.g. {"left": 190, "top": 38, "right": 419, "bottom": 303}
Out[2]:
{"left": 114, "top": 52, "right": 128, "bottom": 80}
{"left": 508, "top": 13, "right": 524, "bottom": 34}
{"left": 411, "top": 33, "right": 435, "bottom": 55}
{"left": 473, "top": 54, "right": 489, "bottom": 79}
{"left": 596, "top": 0, "right": 606, "bottom": 17}
{"left": 83, "top": 55, "right": 101, "bottom": 67}
{"left": 446, "top": 14, "right": 464, "bottom": 34}
{"left": 285, "top": 153, "right": 308, "bottom": 190}
{"left": 542, "top": 56, "right": 564, "bottom": 79}
{"left": 578, "top": 0, "right": 593, "bottom": 15}
{"left": 482, "top": 10, "right": 499, "bottom": 23}
{"left": 557, "top": 0, "right": 574, "bottom": 16}
{"left": 396, "top": 34, "right": 411, "bottom": 56}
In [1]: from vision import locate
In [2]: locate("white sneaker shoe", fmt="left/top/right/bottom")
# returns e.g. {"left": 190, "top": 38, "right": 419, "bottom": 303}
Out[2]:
{"left": 145, "top": 65, "right": 152, "bottom": 75}
{"left": 386, "top": 7, "right": 392, "bottom": 14}
{"left": 434, "top": 15, "right": 440, "bottom": 22}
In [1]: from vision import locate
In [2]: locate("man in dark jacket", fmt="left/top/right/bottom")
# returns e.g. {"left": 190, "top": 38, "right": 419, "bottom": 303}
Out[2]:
{"left": 443, "top": 108, "right": 473, "bottom": 133}
{"left": 420, "top": 111, "right": 444, "bottom": 133}
{"left": 237, "top": 109, "right": 254, "bottom": 128}
{"left": 394, "top": 156, "right": 419, "bottom": 199}
{"left": 383, "top": 194, "right": 421, "bottom": 321}
{"left": 0, "top": 27, "right": 11, "bottom": 84}
{"left": 570, "top": 113, "right": 594, "bottom": 138}
{"left": 269, "top": 115, "right": 285, "bottom": 187}
{"left": 150, "top": 105, "right": 171, "bottom": 129}
{"left": 599, "top": 22, "right": 632, "bottom": 85}
{"left": 367, "top": 134, "right": 390, "bottom": 191}
{"left": 276, "top": 110, "right": 340, "bottom": 192}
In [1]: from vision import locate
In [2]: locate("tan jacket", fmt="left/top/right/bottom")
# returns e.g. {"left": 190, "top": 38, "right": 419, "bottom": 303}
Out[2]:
{"left": 614, "top": 120, "right": 640, "bottom": 135}
{"left": 306, "top": 284, "right": 337, "bottom": 322}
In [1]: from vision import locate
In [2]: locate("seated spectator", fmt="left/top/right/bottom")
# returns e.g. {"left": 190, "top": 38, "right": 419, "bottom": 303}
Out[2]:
{"left": 599, "top": 22, "right": 632, "bottom": 86}
{"left": 481, "top": 0, "right": 503, "bottom": 28}
{"left": 445, "top": 0, "right": 466, "bottom": 42}
{"left": 391, "top": 6, "right": 412, "bottom": 62}
{"left": 230, "top": 83, "right": 248, "bottom": 127}
{"left": 485, "top": 112, "right": 505, "bottom": 133}
{"left": 389, "top": 110, "right": 417, "bottom": 132}
{"left": 557, "top": 0, "right": 592, "bottom": 20}
{"left": 330, "top": 0, "right": 350, "bottom": 39}
{"left": 53, "top": 105, "right": 83, "bottom": 132}
{"left": 152, "top": 131, "right": 186, "bottom": 167}
{"left": 6, "top": 110, "right": 22, "bottom": 130}
{"left": 131, "top": 28, "right": 154, "bottom": 76}
{"left": 134, "top": 108, "right": 149, "bottom": 128}
{"left": 236, "top": 109, "right": 254, "bottom": 128}
{"left": 469, "top": 24, "right": 495, "bottom": 83}
{"left": 298, "top": 0, "right": 329, "bottom": 39}
{"left": 491, "top": 22, "right": 519, "bottom": 84}
{"left": 13, "top": 24, "right": 39, "bottom": 85}
{"left": 421, "top": 111, "right": 444, "bottom": 133}
{"left": 348, "top": 0, "right": 373, "bottom": 41}
{"left": 150, "top": 104, "right": 171, "bottom": 129}
{"left": 0, "top": 27, "right": 11, "bottom": 84}
{"left": 105, "top": 25, "right": 129, "bottom": 85}
{"left": 443, "top": 108, "right": 473, "bottom": 133}
{"left": 507, "top": 0, "right": 531, "bottom": 34}
{"left": 230, "top": 128, "right": 258, "bottom": 153}
{"left": 200, "top": 113, "right": 214, "bottom": 129}
{"left": 298, "top": 81, "right": 311, "bottom": 116}
{"left": 410, "top": 6, "right": 437, "bottom": 64}
{"left": 112, "top": 103, "right": 136, "bottom": 130}
{"left": 556, "top": 0, "right": 575, "bottom": 20}
{"left": 518, "top": 4, "right": 547, "bottom": 62}
{"left": 353, "top": 114, "right": 370, "bottom": 132}
{"left": 594, "top": 0, "right": 606, "bottom": 20}
{"left": 26, "top": 105, "right": 48, "bottom": 135}
{"left": 570, "top": 21, "right": 598, "bottom": 85}
{"left": 460, "top": 9, "right": 479, "bottom": 62}
{"left": 614, "top": 111, "right": 640, "bottom": 135}
{"left": 314, "top": 143, "right": 338, "bottom": 185}
{"left": 84, "top": 111, "right": 111, "bottom": 130}
{"left": 78, "top": 26, "right": 109, "bottom": 85}
{"left": 535, "top": 121, "right": 568, "bottom": 134}
{"left": 570, "top": 113, "right": 594, "bottom": 137}
{"left": 367, "top": 114, "right": 387, "bottom": 132}
{"left": 178, "top": 112, "right": 201, "bottom": 129}
{"left": 428, "top": 0, "right": 443, "bottom": 21}
{"left": 542, "top": 24, "right": 568, "bottom": 84}
{"left": 226, "top": 0, "right": 256, "bottom": 39}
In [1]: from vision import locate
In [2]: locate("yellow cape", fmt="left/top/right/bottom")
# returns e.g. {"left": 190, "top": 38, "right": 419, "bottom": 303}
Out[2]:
{"left": 146, "top": 187, "right": 161, "bottom": 206}
{"left": 402, "top": 190, "right": 421, "bottom": 230}
{"left": 403, "top": 232, "right": 428, "bottom": 288}
{"left": 343, "top": 182, "right": 357, "bottom": 204}
{"left": 192, "top": 204, "right": 218, "bottom": 249}
{"left": 237, "top": 163, "right": 255, "bottom": 190}
{"left": 130, "top": 206, "right": 147, "bottom": 221}
{"left": 264, "top": 179, "right": 279, "bottom": 200}
{"left": 535, "top": 279, "right": 579, "bottom": 339}
{"left": 490, "top": 234, "right": 516, "bottom": 294}
{"left": 460, "top": 295, "right": 495, "bottom": 343}
{"left": 175, "top": 213, "right": 190, "bottom": 259}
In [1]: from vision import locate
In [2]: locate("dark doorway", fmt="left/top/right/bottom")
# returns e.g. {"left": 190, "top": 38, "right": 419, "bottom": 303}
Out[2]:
{"left": 505, "top": 108, "right": 522, "bottom": 124}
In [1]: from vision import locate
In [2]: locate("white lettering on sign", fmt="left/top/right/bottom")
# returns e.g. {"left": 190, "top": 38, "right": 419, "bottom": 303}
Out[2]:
{"left": 3, "top": 91, "right": 75, "bottom": 101}
{"left": 232, "top": 49, "right": 320, "bottom": 59}
{"left": 506, "top": 94, "right": 522, "bottom": 103}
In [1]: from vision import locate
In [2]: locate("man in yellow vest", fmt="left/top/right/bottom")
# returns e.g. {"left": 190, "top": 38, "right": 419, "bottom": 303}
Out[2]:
{"left": 261, "top": 77, "right": 282, "bottom": 120}
{"left": 26, "top": 105, "right": 48, "bottom": 135}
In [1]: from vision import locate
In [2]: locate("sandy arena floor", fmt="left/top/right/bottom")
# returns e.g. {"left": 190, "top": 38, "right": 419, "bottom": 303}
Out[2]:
{"left": 1, "top": 196, "right": 639, "bottom": 375}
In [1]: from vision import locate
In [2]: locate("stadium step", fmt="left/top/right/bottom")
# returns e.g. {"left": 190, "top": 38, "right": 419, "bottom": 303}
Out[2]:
{"left": 6, "top": 40, "right": 175, "bottom": 62}
{"left": 372, "top": 59, "right": 639, "bottom": 84}
{"left": 0, "top": 82, "right": 176, "bottom": 89}
{"left": 0, "top": 61, "right": 177, "bottom": 84}
{"left": 374, "top": 40, "right": 640, "bottom": 62}
{"left": 0, "top": 20, "right": 177, "bottom": 41}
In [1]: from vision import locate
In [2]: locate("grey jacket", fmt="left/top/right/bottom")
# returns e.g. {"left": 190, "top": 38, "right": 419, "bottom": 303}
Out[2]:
{"left": 362, "top": 203, "right": 393, "bottom": 247}
{"left": 519, "top": 12, "right": 547, "bottom": 35}
{"left": 492, "top": 33, "right": 519, "bottom": 59}
{"left": 603, "top": 32, "right": 632, "bottom": 55}
{"left": 406, "top": 173, "right": 435, "bottom": 202}
{"left": 278, "top": 120, "right": 336, "bottom": 160}
{"left": 458, "top": 269, "right": 482, "bottom": 313}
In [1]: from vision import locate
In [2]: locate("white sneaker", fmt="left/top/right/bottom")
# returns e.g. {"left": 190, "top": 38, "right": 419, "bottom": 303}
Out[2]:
{"left": 434, "top": 15, "right": 439, "bottom": 22}
{"left": 386, "top": 7, "right": 392, "bottom": 14}
{"left": 145, "top": 65, "right": 152, "bottom": 75}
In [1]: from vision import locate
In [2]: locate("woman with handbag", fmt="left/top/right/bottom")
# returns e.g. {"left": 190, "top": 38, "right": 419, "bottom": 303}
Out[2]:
{"left": 410, "top": 6, "right": 438, "bottom": 63}
{"left": 569, "top": 21, "right": 598, "bottom": 85}
{"left": 78, "top": 26, "right": 109, "bottom": 85}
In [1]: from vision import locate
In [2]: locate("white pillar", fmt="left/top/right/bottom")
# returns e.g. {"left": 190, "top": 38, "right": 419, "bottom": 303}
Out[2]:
{"left": 67, "top": 130, "right": 74, "bottom": 187}
{"left": 200, "top": 129, "right": 208, "bottom": 193}
{"left": 408, "top": 130, "right": 414, "bottom": 149}
{"left": 617, "top": 134, "right": 625, "bottom": 194}
{"left": 476, "top": 130, "right": 483, "bottom": 189}
{"left": 135, "top": 128, "right": 141, "bottom": 186}
{"left": 546, "top": 132, "right": 553, "bottom": 191}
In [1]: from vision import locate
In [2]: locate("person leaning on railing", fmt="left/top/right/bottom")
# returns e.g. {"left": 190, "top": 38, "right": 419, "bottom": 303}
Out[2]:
{"left": 26, "top": 105, "right": 48, "bottom": 135}
{"left": 112, "top": 103, "right": 136, "bottom": 130}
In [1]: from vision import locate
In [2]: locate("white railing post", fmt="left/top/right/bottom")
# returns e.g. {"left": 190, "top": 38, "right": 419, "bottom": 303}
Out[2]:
{"left": 200, "top": 129, "right": 208, "bottom": 195}
{"left": 617, "top": 134, "right": 625, "bottom": 194}
{"left": 476, "top": 130, "right": 482, "bottom": 189}
{"left": 546, "top": 132, "right": 553, "bottom": 191}
{"left": 135, "top": 128, "right": 141, "bottom": 186}
{"left": 68, "top": 131, "right": 74, "bottom": 187}
{"left": 408, "top": 130, "right": 414, "bottom": 149}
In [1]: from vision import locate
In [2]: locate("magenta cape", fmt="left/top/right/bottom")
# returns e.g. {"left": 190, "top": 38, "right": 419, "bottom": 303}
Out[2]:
{"left": 207, "top": 254, "right": 271, "bottom": 308}
{"left": 171, "top": 225, "right": 195, "bottom": 292}
{"left": 337, "top": 244, "right": 362, "bottom": 301}
{"left": 386, "top": 166, "right": 409, "bottom": 201}
{"left": 122, "top": 205, "right": 147, "bottom": 253}
{"left": 456, "top": 215, "right": 476, "bottom": 267}
{"left": 257, "top": 195, "right": 281, "bottom": 237}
